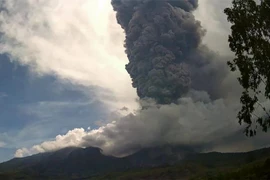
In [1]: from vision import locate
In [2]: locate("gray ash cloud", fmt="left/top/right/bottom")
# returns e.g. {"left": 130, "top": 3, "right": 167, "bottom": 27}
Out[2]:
{"left": 111, "top": 0, "right": 226, "bottom": 104}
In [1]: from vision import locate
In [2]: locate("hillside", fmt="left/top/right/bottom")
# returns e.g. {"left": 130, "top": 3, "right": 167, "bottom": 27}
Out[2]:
{"left": 0, "top": 145, "right": 193, "bottom": 179}
{"left": 93, "top": 147, "right": 270, "bottom": 180}
{"left": 1, "top": 146, "right": 270, "bottom": 179}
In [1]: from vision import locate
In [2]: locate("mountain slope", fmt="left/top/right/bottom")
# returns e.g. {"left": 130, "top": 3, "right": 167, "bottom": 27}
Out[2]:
{"left": 1, "top": 146, "right": 270, "bottom": 179}
{"left": 0, "top": 145, "right": 193, "bottom": 179}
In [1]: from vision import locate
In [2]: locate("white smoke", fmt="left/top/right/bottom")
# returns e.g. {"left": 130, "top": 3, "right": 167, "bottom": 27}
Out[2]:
{"left": 0, "top": 0, "right": 138, "bottom": 111}
{"left": 15, "top": 91, "right": 241, "bottom": 157}
{"left": 16, "top": 90, "right": 270, "bottom": 158}
{"left": 15, "top": 128, "right": 87, "bottom": 157}
{"left": 1, "top": 0, "right": 268, "bottom": 158}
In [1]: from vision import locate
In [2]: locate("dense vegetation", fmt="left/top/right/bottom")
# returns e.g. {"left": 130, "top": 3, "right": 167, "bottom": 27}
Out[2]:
{"left": 225, "top": 0, "right": 270, "bottom": 135}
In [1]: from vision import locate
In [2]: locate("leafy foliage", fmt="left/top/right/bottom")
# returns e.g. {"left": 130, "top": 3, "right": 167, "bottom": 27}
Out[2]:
{"left": 224, "top": 0, "right": 270, "bottom": 136}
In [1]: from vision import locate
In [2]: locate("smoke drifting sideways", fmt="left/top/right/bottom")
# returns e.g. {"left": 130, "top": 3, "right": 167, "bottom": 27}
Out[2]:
{"left": 14, "top": 0, "right": 268, "bottom": 158}
{"left": 111, "top": 0, "right": 227, "bottom": 104}
{"left": 16, "top": 91, "right": 270, "bottom": 158}
{"left": 14, "top": 91, "right": 242, "bottom": 158}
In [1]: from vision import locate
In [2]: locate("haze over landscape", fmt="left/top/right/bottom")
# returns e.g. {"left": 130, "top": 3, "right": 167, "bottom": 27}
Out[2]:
{"left": 0, "top": 0, "right": 269, "bottom": 166}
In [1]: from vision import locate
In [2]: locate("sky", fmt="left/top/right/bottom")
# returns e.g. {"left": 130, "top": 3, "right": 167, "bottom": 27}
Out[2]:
{"left": 0, "top": 0, "right": 269, "bottom": 163}
{"left": 0, "top": 54, "right": 107, "bottom": 161}
{"left": 0, "top": 0, "right": 137, "bottom": 162}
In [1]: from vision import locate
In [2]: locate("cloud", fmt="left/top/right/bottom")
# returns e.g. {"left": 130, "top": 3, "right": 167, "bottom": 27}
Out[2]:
{"left": 0, "top": 58, "right": 107, "bottom": 158}
{"left": 15, "top": 128, "right": 86, "bottom": 157}
{"left": 194, "top": 0, "right": 232, "bottom": 55}
{"left": 8, "top": 0, "right": 270, "bottom": 159}
{"left": 15, "top": 91, "right": 241, "bottom": 157}
{"left": 15, "top": 91, "right": 270, "bottom": 158}
{"left": 5, "top": 99, "right": 105, "bottom": 149}
{"left": 20, "top": 100, "right": 97, "bottom": 119}
{"left": 0, "top": 141, "right": 6, "bottom": 148}
{"left": 0, "top": 0, "right": 138, "bottom": 110}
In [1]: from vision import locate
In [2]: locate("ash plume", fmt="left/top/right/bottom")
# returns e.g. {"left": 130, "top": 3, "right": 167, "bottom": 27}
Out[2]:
{"left": 111, "top": 0, "right": 226, "bottom": 104}
{"left": 11, "top": 0, "right": 263, "bottom": 158}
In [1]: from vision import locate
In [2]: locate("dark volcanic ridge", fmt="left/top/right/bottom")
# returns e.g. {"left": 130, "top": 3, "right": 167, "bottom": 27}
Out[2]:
{"left": 0, "top": 145, "right": 194, "bottom": 174}
{"left": 1, "top": 145, "right": 270, "bottom": 179}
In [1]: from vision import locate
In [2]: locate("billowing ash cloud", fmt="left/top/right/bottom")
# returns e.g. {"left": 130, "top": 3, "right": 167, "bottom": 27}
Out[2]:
{"left": 111, "top": 0, "right": 226, "bottom": 104}
{"left": 14, "top": 91, "right": 240, "bottom": 157}
{"left": 11, "top": 0, "right": 270, "bottom": 158}
{"left": 15, "top": 92, "right": 270, "bottom": 158}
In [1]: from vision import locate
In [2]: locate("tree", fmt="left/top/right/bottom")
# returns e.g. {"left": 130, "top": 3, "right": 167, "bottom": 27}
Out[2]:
{"left": 224, "top": 0, "right": 270, "bottom": 136}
